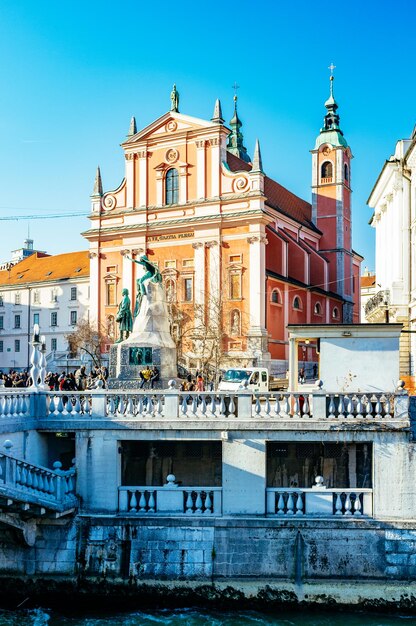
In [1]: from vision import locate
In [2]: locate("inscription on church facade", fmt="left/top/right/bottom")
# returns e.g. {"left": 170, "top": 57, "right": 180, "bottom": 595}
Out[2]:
{"left": 147, "top": 231, "right": 194, "bottom": 242}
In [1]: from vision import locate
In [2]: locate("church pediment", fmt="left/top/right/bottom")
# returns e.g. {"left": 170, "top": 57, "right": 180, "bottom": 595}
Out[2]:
{"left": 122, "top": 112, "right": 218, "bottom": 146}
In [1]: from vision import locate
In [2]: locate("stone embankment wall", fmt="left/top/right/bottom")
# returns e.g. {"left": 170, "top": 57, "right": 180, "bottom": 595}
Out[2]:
{"left": 1, "top": 517, "right": 416, "bottom": 597}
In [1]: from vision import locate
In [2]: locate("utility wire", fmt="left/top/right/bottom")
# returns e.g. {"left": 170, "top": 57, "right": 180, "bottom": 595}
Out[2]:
{"left": 0, "top": 212, "right": 88, "bottom": 221}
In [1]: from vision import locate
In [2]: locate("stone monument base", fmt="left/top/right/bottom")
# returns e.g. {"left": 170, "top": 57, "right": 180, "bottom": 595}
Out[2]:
{"left": 108, "top": 341, "right": 177, "bottom": 390}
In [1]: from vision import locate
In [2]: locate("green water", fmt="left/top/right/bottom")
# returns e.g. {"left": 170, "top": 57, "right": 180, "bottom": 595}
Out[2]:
{"left": 0, "top": 608, "right": 414, "bottom": 625}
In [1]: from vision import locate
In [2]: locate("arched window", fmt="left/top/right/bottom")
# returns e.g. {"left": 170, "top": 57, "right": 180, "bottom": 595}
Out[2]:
{"left": 293, "top": 296, "right": 302, "bottom": 310}
{"left": 314, "top": 302, "right": 322, "bottom": 315}
{"left": 332, "top": 306, "right": 339, "bottom": 319}
{"left": 271, "top": 289, "right": 282, "bottom": 304}
{"left": 230, "top": 309, "right": 241, "bottom": 336}
{"left": 165, "top": 168, "right": 179, "bottom": 205}
{"left": 321, "top": 161, "right": 333, "bottom": 180}
{"left": 344, "top": 163, "right": 349, "bottom": 182}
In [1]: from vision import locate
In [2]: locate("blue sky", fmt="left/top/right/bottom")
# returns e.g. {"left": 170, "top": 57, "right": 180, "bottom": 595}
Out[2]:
{"left": 0, "top": 0, "right": 415, "bottom": 270}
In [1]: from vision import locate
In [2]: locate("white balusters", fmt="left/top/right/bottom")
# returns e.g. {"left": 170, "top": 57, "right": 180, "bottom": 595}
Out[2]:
{"left": 292, "top": 395, "right": 300, "bottom": 418}
{"left": 296, "top": 492, "right": 304, "bottom": 515}
{"left": 204, "top": 491, "right": 213, "bottom": 514}
{"left": 277, "top": 493, "right": 285, "bottom": 515}
{"left": 344, "top": 493, "right": 352, "bottom": 515}
{"left": 346, "top": 395, "right": 354, "bottom": 419}
{"left": 130, "top": 490, "right": 138, "bottom": 513}
{"left": 302, "top": 395, "right": 310, "bottom": 418}
{"left": 185, "top": 491, "right": 193, "bottom": 514}
{"left": 355, "top": 396, "right": 363, "bottom": 419}
{"left": 337, "top": 395, "right": 345, "bottom": 418}
{"left": 228, "top": 396, "right": 236, "bottom": 419}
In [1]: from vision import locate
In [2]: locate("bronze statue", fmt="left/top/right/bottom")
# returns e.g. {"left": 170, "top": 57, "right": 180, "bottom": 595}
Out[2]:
{"left": 126, "top": 255, "right": 163, "bottom": 317}
{"left": 170, "top": 84, "right": 179, "bottom": 113}
{"left": 115, "top": 288, "right": 133, "bottom": 342}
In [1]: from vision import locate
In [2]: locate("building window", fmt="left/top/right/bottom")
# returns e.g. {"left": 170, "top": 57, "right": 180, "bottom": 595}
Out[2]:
{"left": 70, "top": 311, "right": 77, "bottom": 326}
{"left": 51, "top": 312, "right": 58, "bottom": 326}
{"left": 332, "top": 306, "right": 340, "bottom": 320}
{"left": 230, "top": 310, "right": 241, "bottom": 336}
{"left": 51, "top": 338, "right": 57, "bottom": 351}
{"left": 106, "top": 282, "right": 116, "bottom": 306}
{"left": 314, "top": 302, "right": 322, "bottom": 315}
{"left": 321, "top": 161, "right": 333, "bottom": 181}
{"left": 183, "top": 277, "right": 193, "bottom": 302}
{"left": 293, "top": 296, "right": 302, "bottom": 310}
{"left": 0, "top": 316, "right": 3, "bottom": 330}
{"left": 182, "top": 259, "right": 194, "bottom": 268}
{"left": 0, "top": 340, "right": 3, "bottom": 352}
{"left": 33, "top": 313, "right": 39, "bottom": 325}
{"left": 33, "top": 290, "right": 40, "bottom": 304}
{"left": 229, "top": 341, "right": 242, "bottom": 352}
{"left": 14, "top": 314, "right": 21, "bottom": 329}
{"left": 0, "top": 295, "right": 3, "bottom": 307}
{"left": 271, "top": 289, "right": 282, "bottom": 304}
{"left": 165, "top": 168, "right": 179, "bottom": 205}
{"left": 165, "top": 279, "right": 176, "bottom": 303}
{"left": 229, "top": 254, "right": 242, "bottom": 264}
{"left": 164, "top": 260, "right": 177, "bottom": 269}
{"left": 51, "top": 288, "right": 58, "bottom": 303}
{"left": 344, "top": 163, "right": 349, "bottom": 182}
{"left": 70, "top": 287, "right": 77, "bottom": 301}
{"left": 15, "top": 292, "right": 21, "bottom": 305}
{"left": 15, "top": 339, "right": 20, "bottom": 353}
{"left": 230, "top": 272, "right": 242, "bottom": 300}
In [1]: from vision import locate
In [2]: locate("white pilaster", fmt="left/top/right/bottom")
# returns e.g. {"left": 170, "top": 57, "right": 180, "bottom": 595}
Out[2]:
{"left": 138, "top": 150, "right": 147, "bottom": 207}
{"left": 192, "top": 242, "right": 205, "bottom": 307}
{"left": 207, "top": 240, "right": 220, "bottom": 322}
{"left": 247, "top": 235, "right": 267, "bottom": 331}
{"left": 196, "top": 141, "right": 206, "bottom": 199}
{"left": 89, "top": 250, "right": 100, "bottom": 324}
{"left": 156, "top": 171, "right": 163, "bottom": 206}
{"left": 210, "top": 138, "right": 220, "bottom": 197}
{"left": 179, "top": 165, "right": 187, "bottom": 204}
{"left": 125, "top": 153, "right": 135, "bottom": 208}
{"left": 121, "top": 249, "right": 133, "bottom": 293}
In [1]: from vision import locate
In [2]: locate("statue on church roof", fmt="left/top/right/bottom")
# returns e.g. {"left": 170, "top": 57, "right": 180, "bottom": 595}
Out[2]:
{"left": 170, "top": 84, "right": 179, "bottom": 113}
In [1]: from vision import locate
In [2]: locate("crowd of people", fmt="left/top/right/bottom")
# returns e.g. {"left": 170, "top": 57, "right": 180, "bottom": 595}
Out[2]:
{"left": 179, "top": 373, "right": 214, "bottom": 393}
{"left": 0, "top": 365, "right": 109, "bottom": 390}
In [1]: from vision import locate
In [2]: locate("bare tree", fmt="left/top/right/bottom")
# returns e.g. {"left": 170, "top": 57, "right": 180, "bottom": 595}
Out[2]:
{"left": 66, "top": 320, "right": 108, "bottom": 368}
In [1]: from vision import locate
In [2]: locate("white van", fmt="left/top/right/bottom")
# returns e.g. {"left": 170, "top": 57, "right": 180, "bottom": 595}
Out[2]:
{"left": 218, "top": 368, "right": 269, "bottom": 394}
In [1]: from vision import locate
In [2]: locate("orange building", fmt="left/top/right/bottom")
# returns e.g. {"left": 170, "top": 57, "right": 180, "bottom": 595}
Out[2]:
{"left": 82, "top": 81, "right": 361, "bottom": 374}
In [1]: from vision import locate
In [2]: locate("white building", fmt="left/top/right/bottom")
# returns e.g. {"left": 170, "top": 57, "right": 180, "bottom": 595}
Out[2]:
{"left": 367, "top": 127, "right": 416, "bottom": 380}
{"left": 360, "top": 268, "right": 376, "bottom": 323}
{"left": 0, "top": 249, "right": 90, "bottom": 371}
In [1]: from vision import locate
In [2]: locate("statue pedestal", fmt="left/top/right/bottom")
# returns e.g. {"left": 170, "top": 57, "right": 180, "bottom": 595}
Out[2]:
{"left": 108, "top": 282, "right": 177, "bottom": 389}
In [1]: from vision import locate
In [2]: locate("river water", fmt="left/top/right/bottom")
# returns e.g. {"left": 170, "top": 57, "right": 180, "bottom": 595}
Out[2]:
{"left": 0, "top": 608, "right": 414, "bottom": 625}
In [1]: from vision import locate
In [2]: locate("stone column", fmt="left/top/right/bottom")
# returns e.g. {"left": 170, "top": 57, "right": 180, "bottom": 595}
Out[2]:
{"left": 288, "top": 336, "right": 298, "bottom": 391}
{"left": 76, "top": 432, "right": 120, "bottom": 513}
{"left": 206, "top": 240, "right": 220, "bottom": 324}
{"left": 137, "top": 150, "right": 147, "bottom": 208}
{"left": 195, "top": 140, "right": 206, "bottom": 199}
{"left": 89, "top": 251, "right": 100, "bottom": 324}
{"left": 121, "top": 249, "right": 133, "bottom": 294}
{"left": 247, "top": 235, "right": 269, "bottom": 360}
{"left": 222, "top": 438, "right": 266, "bottom": 515}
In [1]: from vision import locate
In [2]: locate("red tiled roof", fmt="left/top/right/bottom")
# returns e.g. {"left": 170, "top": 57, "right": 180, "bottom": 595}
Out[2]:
{"left": 361, "top": 274, "right": 376, "bottom": 288}
{"left": 0, "top": 251, "right": 90, "bottom": 286}
{"left": 226, "top": 152, "right": 314, "bottom": 229}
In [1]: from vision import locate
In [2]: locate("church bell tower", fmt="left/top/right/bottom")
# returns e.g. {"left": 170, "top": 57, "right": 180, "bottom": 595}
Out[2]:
{"left": 311, "top": 66, "right": 354, "bottom": 321}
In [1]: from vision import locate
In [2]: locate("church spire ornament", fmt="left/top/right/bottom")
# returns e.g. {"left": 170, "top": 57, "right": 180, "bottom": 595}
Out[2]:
{"left": 314, "top": 63, "right": 347, "bottom": 149}
{"left": 127, "top": 116, "right": 137, "bottom": 138}
{"left": 211, "top": 99, "right": 224, "bottom": 124}
{"left": 92, "top": 166, "right": 103, "bottom": 197}
{"left": 227, "top": 86, "right": 250, "bottom": 163}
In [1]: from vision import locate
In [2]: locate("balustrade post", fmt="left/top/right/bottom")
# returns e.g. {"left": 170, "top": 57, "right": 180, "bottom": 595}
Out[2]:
{"left": 236, "top": 391, "right": 252, "bottom": 419}
{"left": 164, "top": 381, "right": 180, "bottom": 418}
{"left": 394, "top": 381, "right": 409, "bottom": 420}
{"left": 213, "top": 490, "right": 222, "bottom": 515}
{"left": 310, "top": 383, "right": 325, "bottom": 419}
{"left": 90, "top": 391, "right": 106, "bottom": 418}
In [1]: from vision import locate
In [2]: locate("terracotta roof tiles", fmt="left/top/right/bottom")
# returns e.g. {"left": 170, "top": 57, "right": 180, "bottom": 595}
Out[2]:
{"left": 0, "top": 251, "right": 89, "bottom": 287}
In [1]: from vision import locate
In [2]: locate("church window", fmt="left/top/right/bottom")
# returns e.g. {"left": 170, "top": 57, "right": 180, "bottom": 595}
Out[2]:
{"left": 164, "top": 260, "right": 176, "bottom": 269}
{"left": 293, "top": 296, "right": 302, "bottom": 310}
{"left": 321, "top": 161, "right": 333, "bottom": 181}
{"left": 230, "top": 272, "right": 242, "bottom": 300}
{"left": 314, "top": 302, "right": 322, "bottom": 315}
{"left": 271, "top": 289, "right": 282, "bottom": 304}
{"left": 165, "top": 168, "right": 179, "bottom": 205}
{"left": 332, "top": 306, "right": 339, "bottom": 319}
{"left": 229, "top": 254, "right": 242, "bottom": 264}
{"left": 106, "top": 282, "right": 116, "bottom": 306}
{"left": 183, "top": 277, "right": 193, "bottom": 302}
{"left": 344, "top": 163, "right": 349, "bottom": 182}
